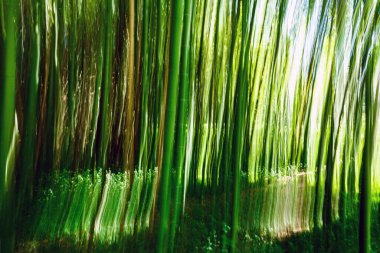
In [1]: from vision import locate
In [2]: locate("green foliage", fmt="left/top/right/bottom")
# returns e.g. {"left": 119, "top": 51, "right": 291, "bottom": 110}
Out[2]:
{"left": 1, "top": 0, "right": 380, "bottom": 252}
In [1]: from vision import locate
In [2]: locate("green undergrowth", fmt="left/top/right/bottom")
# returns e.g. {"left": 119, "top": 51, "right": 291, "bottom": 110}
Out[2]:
{"left": 16, "top": 170, "right": 380, "bottom": 252}
{"left": 18, "top": 169, "right": 158, "bottom": 248}
{"left": 17, "top": 190, "right": 380, "bottom": 252}
{"left": 177, "top": 200, "right": 380, "bottom": 253}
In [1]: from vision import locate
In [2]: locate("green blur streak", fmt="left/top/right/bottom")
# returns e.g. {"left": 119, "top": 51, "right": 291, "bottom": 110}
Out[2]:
{"left": 87, "top": 35, "right": 103, "bottom": 169}
{"left": 359, "top": 78, "right": 372, "bottom": 253}
{"left": 19, "top": 0, "right": 41, "bottom": 210}
{"left": 169, "top": 0, "right": 193, "bottom": 249}
{"left": 359, "top": 29, "right": 374, "bottom": 253}
{"left": 359, "top": 2, "right": 378, "bottom": 252}
{"left": 138, "top": 0, "right": 150, "bottom": 171}
{"left": 0, "top": 0, "right": 18, "bottom": 251}
{"left": 157, "top": 0, "right": 185, "bottom": 251}
{"left": 65, "top": 0, "right": 77, "bottom": 169}
{"left": 98, "top": 0, "right": 113, "bottom": 168}
{"left": 231, "top": 1, "right": 252, "bottom": 251}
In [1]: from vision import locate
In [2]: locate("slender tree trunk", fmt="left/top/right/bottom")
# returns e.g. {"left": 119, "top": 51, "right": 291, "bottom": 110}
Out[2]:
{"left": 359, "top": 86, "right": 372, "bottom": 253}
{"left": 359, "top": 5, "right": 379, "bottom": 251}
{"left": 232, "top": 1, "right": 253, "bottom": 251}
{"left": 0, "top": 0, "right": 18, "bottom": 251}
{"left": 157, "top": 0, "right": 185, "bottom": 251}
{"left": 169, "top": 0, "right": 193, "bottom": 249}
{"left": 18, "top": 0, "right": 41, "bottom": 212}
{"left": 359, "top": 57, "right": 374, "bottom": 253}
{"left": 124, "top": 0, "right": 135, "bottom": 175}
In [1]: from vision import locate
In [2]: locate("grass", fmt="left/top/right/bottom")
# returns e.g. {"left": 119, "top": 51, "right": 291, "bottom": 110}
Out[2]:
{"left": 16, "top": 171, "right": 380, "bottom": 252}
{"left": 24, "top": 169, "right": 157, "bottom": 245}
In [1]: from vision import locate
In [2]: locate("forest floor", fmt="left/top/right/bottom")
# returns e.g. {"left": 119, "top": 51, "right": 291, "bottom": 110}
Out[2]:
{"left": 16, "top": 197, "right": 380, "bottom": 253}
{"left": 15, "top": 171, "right": 380, "bottom": 252}
{"left": 175, "top": 191, "right": 380, "bottom": 253}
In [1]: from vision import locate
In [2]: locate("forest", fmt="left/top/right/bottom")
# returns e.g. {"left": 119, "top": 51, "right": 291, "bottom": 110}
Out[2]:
{"left": 0, "top": 0, "right": 380, "bottom": 252}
